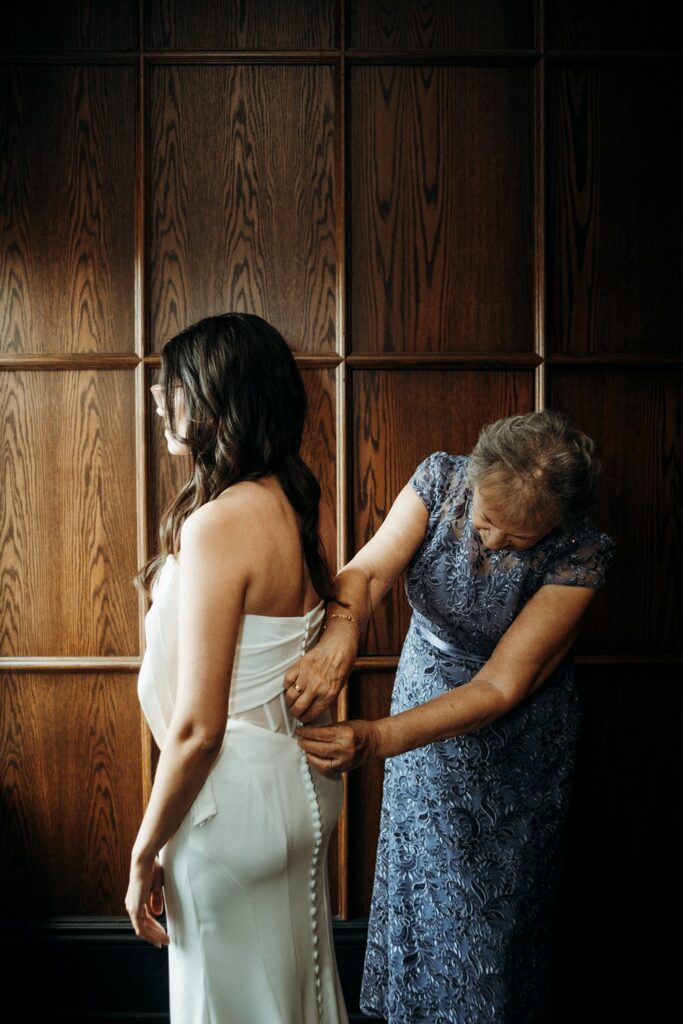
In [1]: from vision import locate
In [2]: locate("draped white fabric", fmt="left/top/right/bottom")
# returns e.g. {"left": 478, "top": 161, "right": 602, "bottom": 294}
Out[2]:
{"left": 137, "top": 555, "right": 348, "bottom": 1023}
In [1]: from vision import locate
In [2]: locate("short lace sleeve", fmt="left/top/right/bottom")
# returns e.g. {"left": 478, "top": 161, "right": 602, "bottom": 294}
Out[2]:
{"left": 408, "top": 451, "right": 463, "bottom": 526}
{"left": 541, "top": 523, "right": 615, "bottom": 590}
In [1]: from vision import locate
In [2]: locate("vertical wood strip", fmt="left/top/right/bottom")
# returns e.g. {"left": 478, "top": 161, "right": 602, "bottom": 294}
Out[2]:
{"left": 136, "top": 3, "right": 152, "bottom": 808}
{"left": 534, "top": 0, "right": 546, "bottom": 411}
{"left": 335, "top": 0, "right": 349, "bottom": 921}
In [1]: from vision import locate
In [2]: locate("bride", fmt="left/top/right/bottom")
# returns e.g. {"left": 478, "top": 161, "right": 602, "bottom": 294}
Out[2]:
{"left": 126, "top": 312, "right": 348, "bottom": 1023}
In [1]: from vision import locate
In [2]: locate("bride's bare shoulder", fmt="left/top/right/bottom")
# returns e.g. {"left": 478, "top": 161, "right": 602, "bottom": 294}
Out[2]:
{"left": 180, "top": 479, "right": 281, "bottom": 560}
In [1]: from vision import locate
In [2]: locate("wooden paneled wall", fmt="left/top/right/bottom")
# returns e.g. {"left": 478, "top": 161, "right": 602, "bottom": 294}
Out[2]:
{"left": 1, "top": 2, "right": 681, "bottom": 1018}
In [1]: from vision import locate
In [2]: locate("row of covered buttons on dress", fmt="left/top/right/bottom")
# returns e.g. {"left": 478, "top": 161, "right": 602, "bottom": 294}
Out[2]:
{"left": 298, "top": 613, "right": 325, "bottom": 1024}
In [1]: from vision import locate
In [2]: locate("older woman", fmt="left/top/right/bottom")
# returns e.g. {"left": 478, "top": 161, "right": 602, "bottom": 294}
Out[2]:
{"left": 285, "top": 410, "right": 615, "bottom": 1024}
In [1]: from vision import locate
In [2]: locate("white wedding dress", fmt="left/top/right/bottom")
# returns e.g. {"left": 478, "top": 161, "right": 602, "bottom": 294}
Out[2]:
{"left": 137, "top": 553, "right": 348, "bottom": 1024}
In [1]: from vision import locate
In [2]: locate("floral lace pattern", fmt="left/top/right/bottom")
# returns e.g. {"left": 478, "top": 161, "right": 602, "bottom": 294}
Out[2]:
{"left": 359, "top": 453, "right": 615, "bottom": 1024}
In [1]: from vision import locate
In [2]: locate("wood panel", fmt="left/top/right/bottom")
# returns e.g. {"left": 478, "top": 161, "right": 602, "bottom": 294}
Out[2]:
{"left": 300, "top": 367, "right": 338, "bottom": 576}
{"left": 352, "top": 369, "right": 534, "bottom": 654}
{"left": 0, "top": 65, "right": 136, "bottom": 355}
{"left": 148, "top": 64, "right": 337, "bottom": 354}
{"left": 546, "top": 0, "right": 681, "bottom": 51}
{"left": 349, "top": 65, "right": 535, "bottom": 353}
{"left": 347, "top": 670, "right": 394, "bottom": 918}
{"left": 547, "top": 66, "right": 683, "bottom": 356}
{"left": 549, "top": 371, "right": 682, "bottom": 655}
{"left": 349, "top": 0, "right": 534, "bottom": 50}
{"left": 0, "top": 370, "right": 138, "bottom": 657}
{"left": 146, "top": 0, "right": 337, "bottom": 51}
{"left": 0, "top": 8, "right": 679, "bottom": 1010}
{"left": 0, "top": 672, "right": 144, "bottom": 916}
{"left": 3, "top": 0, "right": 137, "bottom": 50}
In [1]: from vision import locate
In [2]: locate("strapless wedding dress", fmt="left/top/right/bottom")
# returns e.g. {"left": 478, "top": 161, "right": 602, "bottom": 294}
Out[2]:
{"left": 137, "top": 553, "right": 348, "bottom": 1024}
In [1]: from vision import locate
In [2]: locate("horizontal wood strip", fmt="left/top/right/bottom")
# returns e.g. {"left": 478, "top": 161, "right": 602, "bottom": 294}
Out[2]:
{"left": 346, "top": 353, "right": 541, "bottom": 368}
{"left": 3, "top": 55, "right": 679, "bottom": 68}
{"left": 345, "top": 49, "right": 541, "bottom": 65}
{"left": 0, "top": 353, "right": 343, "bottom": 369}
{"left": 293, "top": 353, "right": 343, "bottom": 368}
{"left": 354, "top": 654, "right": 683, "bottom": 670}
{"left": 144, "top": 51, "right": 340, "bottom": 63}
{"left": 1, "top": 52, "right": 544, "bottom": 65}
{"left": 4, "top": 653, "right": 679, "bottom": 673}
{"left": 0, "top": 659, "right": 143, "bottom": 672}
{"left": 6, "top": 353, "right": 682, "bottom": 370}
{"left": 0, "top": 354, "right": 140, "bottom": 369}
{"left": 548, "top": 354, "right": 683, "bottom": 369}
{"left": 544, "top": 51, "right": 683, "bottom": 66}
{"left": 0, "top": 53, "right": 139, "bottom": 64}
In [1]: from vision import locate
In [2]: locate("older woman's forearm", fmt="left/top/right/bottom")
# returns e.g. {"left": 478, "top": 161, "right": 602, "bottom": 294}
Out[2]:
{"left": 374, "top": 676, "right": 511, "bottom": 757}
{"left": 327, "top": 565, "right": 371, "bottom": 624}
{"left": 374, "top": 628, "right": 578, "bottom": 758}
{"left": 310, "top": 565, "right": 369, "bottom": 677}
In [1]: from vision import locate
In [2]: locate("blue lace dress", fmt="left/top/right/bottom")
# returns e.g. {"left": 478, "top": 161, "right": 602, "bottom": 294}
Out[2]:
{"left": 359, "top": 452, "right": 615, "bottom": 1024}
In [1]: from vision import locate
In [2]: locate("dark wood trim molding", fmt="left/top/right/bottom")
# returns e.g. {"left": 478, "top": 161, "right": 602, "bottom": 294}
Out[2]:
{"left": 2, "top": 916, "right": 677, "bottom": 1022}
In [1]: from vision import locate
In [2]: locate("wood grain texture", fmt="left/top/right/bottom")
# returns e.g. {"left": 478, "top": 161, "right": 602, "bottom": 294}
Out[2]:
{"left": 3, "top": 0, "right": 137, "bottom": 50}
{"left": 549, "top": 371, "right": 682, "bottom": 655}
{"left": 547, "top": 66, "right": 682, "bottom": 356}
{"left": 148, "top": 64, "right": 337, "bottom": 353}
{"left": 349, "top": 0, "right": 534, "bottom": 50}
{"left": 0, "top": 65, "right": 136, "bottom": 355}
{"left": 346, "top": 670, "right": 394, "bottom": 918}
{"left": 300, "top": 367, "right": 337, "bottom": 575}
{"left": 146, "top": 0, "right": 337, "bottom": 50}
{"left": 353, "top": 369, "right": 534, "bottom": 654}
{"left": 0, "top": 672, "right": 144, "bottom": 916}
{"left": 349, "top": 66, "right": 534, "bottom": 353}
{"left": 545, "top": 0, "right": 682, "bottom": 51}
{"left": 0, "top": 370, "right": 139, "bottom": 656}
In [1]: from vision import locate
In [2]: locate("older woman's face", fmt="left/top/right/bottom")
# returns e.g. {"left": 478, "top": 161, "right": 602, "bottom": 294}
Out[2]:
{"left": 471, "top": 479, "right": 556, "bottom": 552}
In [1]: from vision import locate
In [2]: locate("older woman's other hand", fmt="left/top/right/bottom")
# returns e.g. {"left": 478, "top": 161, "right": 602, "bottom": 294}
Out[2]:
{"left": 284, "top": 623, "right": 359, "bottom": 724}
{"left": 296, "top": 719, "right": 381, "bottom": 776}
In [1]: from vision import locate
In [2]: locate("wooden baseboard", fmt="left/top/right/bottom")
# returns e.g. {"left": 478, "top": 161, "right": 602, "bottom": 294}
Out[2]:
{"left": 0, "top": 917, "right": 382, "bottom": 1023}
{"left": 1, "top": 917, "right": 680, "bottom": 1023}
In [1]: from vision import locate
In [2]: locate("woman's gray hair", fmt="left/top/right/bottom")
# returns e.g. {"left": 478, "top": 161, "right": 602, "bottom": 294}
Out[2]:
{"left": 466, "top": 410, "right": 601, "bottom": 530}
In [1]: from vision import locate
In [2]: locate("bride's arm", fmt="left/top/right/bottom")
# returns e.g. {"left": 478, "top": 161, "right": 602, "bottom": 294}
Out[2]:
{"left": 126, "top": 505, "right": 249, "bottom": 945}
{"left": 284, "top": 483, "right": 429, "bottom": 723}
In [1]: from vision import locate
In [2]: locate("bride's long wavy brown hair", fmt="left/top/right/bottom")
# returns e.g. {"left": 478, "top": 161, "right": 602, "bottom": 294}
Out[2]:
{"left": 134, "top": 312, "right": 334, "bottom": 602}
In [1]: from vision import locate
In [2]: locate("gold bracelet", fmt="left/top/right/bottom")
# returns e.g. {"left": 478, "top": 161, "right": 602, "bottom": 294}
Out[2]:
{"left": 323, "top": 612, "right": 361, "bottom": 641}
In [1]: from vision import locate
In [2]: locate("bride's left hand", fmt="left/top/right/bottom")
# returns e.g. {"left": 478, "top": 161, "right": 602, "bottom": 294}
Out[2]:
{"left": 295, "top": 719, "right": 380, "bottom": 776}
{"left": 125, "top": 854, "right": 170, "bottom": 948}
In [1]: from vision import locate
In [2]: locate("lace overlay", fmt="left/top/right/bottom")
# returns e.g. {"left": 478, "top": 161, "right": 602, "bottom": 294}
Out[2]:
{"left": 360, "top": 452, "right": 615, "bottom": 1024}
